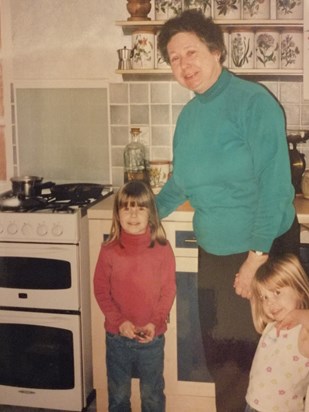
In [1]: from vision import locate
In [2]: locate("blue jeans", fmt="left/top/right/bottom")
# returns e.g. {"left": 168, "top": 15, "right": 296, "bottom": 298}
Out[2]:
{"left": 106, "top": 332, "right": 166, "bottom": 412}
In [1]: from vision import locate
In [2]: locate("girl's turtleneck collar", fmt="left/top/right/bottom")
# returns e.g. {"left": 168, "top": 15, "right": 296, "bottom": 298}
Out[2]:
{"left": 195, "top": 68, "right": 231, "bottom": 103}
{"left": 120, "top": 226, "right": 152, "bottom": 248}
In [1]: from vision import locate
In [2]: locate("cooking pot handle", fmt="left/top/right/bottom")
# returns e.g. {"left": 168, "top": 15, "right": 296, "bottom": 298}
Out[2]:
{"left": 39, "top": 181, "right": 55, "bottom": 189}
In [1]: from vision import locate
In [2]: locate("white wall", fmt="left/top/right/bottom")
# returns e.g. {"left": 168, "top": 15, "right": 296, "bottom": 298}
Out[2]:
{"left": 10, "top": 0, "right": 139, "bottom": 82}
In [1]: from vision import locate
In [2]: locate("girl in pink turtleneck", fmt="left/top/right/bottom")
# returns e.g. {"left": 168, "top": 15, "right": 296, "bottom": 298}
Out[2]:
{"left": 94, "top": 181, "right": 176, "bottom": 412}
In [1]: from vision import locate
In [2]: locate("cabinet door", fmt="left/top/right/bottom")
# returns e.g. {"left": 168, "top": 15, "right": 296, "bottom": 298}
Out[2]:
{"left": 165, "top": 257, "right": 216, "bottom": 412}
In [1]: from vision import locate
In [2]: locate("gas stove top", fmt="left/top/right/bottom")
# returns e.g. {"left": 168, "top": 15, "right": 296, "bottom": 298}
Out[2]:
{"left": 0, "top": 186, "right": 113, "bottom": 214}
{"left": 0, "top": 185, "right": 113, "bottom": 243}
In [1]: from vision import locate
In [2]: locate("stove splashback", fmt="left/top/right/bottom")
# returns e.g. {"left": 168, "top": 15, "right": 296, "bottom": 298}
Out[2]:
{"left": 13, "top": 83, "right": 111, "bottom": 184}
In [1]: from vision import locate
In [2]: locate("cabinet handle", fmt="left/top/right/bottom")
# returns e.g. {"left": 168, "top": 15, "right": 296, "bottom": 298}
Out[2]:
{"left": 175, "top": 231, "right": 197, "bottom": 249}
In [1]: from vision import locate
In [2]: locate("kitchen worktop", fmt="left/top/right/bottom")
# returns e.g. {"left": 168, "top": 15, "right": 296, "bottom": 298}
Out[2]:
{"left": 88, "top": 194, "right": 194, "bottom": 222}
{"left": 88, "top": 194, "right": 309, "bottom": 224}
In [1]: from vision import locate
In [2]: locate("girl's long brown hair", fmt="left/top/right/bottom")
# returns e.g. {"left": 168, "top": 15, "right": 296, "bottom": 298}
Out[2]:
{"left": 251, "top": 254, "right": 309, "bottom": 333}
{"left": 107, "top": 180, "right": 167, "bottom": 247}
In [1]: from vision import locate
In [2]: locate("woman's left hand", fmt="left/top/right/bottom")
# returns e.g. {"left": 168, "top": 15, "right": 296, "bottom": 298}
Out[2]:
{"left": 233, "top": 251, "right": 268, "bottom": 299}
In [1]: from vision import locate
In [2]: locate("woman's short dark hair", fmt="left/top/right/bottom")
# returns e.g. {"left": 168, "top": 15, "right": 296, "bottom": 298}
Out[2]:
{"left": 158, "top": 9, "right": 227, "bottom": 65}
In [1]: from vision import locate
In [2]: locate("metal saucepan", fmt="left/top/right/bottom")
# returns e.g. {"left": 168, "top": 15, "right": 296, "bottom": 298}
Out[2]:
{"left": 50, "top": 183, "right": 107, "bottom": 201}
{"left": 10, "top": 176, "right": 55, "bottom": 198}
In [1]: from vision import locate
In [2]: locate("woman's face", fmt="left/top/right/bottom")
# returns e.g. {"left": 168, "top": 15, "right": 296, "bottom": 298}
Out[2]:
{"left": 167, "top": 32, "right": 222, "bottom": 94}
{"left": 259, "top": 285, "right": 301, "bottom": 322}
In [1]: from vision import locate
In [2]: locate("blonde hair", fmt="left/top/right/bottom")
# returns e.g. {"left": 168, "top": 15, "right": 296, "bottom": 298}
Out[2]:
{"left": 107, "top": 181, "right": 167, "bottom": 247}
{"left": 251, "top": 254, "right": 309, "bottom": 333}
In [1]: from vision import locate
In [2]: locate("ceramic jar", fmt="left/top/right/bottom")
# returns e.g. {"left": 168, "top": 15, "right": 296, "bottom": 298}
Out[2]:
{"left": 255, "top": 30, "right": 279, "bottom": 69}
{"left": 155, "top": 33, "right": 169, "bottom": 68}
{"left": 214, "top": 0, "right": 240, "bottom": 19}
{"left": 155, "top": 0, "right": 182, "bottom": 20}
{"left": 276, "top": 0, "right": 303, "bottom": 20}
{"left": 149, "top": 160, "right": 171, "bottom": 194}
{"left": 131, "top": 29, "right": 155, "bottom": 69}
{"left": 183, "top": 0, "right": 212, "bottom": 17}
{"left": 280, "top": 29, "right": 303, "bottom": 69}
{"left": 243, "top": 0, "right": 270, "bottom": 19}
{"left": 230, "top": 30, "right": 254, "bottom": 69}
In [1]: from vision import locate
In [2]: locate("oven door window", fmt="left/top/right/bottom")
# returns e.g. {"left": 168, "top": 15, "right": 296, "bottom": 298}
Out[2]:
{"left": 0, "top": 310, "right": 81, "bottom": 394}
{"left": 0, "top": 323, "right": 74, "bottom": 389}
{"left": 0, "top": 257, "right": 71, "bottom": 289}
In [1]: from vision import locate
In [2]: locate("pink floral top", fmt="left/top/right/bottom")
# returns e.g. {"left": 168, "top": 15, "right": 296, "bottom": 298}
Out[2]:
{"left": 246, "top": 322, "right": 309, "bottom": 411}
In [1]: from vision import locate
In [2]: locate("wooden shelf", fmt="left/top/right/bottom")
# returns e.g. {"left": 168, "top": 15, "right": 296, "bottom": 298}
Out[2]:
{"left": 116, "top": 68, "right": 303, "bottom": 76}
{"left": 116, "top": 19, "right": 303, "bottom": 34}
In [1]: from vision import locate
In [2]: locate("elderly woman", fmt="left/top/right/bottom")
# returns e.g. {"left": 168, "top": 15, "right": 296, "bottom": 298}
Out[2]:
{"left": 155, "top": 9, "right": 299, "bottom": 412}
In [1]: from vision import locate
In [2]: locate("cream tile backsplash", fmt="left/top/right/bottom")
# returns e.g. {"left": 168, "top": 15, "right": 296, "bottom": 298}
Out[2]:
{"left": 109, "top": 79, "right": 309, "bottom": 188}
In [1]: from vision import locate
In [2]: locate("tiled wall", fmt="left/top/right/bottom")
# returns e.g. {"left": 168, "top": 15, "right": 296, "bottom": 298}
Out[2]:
{"left": 109, "top": 79, "right": 309, "bottom": 188}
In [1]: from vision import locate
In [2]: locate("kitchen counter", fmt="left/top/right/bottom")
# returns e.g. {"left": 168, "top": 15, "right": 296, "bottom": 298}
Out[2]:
{"left": 88, "top": 195, "right": 194, "bottom": 222}
{"left": 88, "top": 194, "right": 309, "bottom": 224}
{"left": 294, "top": 195, "right": 309, "bottom": 225}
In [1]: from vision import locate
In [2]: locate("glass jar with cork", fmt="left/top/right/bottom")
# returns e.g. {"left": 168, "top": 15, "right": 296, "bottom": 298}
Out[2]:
{"left": 124, "top": 128, "right": 149, "bottom": 183}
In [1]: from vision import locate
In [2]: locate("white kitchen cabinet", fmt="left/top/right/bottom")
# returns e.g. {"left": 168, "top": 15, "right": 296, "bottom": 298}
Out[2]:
{"left": 88, "top": 196, "right": 216, "bottom": 411}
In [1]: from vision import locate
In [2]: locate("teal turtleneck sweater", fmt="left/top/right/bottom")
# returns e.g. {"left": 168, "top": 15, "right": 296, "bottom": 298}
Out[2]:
{"left": 156, "top": 69, "right": 295, "bottom": 255}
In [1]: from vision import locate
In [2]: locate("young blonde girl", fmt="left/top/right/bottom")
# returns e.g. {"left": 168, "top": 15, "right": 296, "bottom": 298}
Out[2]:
{"left": 94, "top": 181, "right": 176, "bottom": 412}
{"left": 245, "top": 254, "right": 309, "bottom": 412}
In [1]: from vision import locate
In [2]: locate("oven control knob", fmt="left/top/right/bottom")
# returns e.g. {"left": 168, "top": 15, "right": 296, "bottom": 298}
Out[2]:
{"left": 7, "top": 223, "right": 18, "bottom": 235}
{"left": 52, "top": 224, "right": 63, "bottom": 237}
{"left": 37, "top": 223, "right": 48, "bottom": 236}
{"left": 21, "top": 223, "right": 32, "bottom": 236}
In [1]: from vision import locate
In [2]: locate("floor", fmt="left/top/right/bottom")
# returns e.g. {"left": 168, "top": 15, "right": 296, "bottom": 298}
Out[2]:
{"left": 0, "top": 397, "right": 96, "bottom": 412}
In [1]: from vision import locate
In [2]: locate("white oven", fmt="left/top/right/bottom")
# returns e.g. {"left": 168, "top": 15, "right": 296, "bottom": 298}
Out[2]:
{"left": 0, "top": 208, "right": 94, "bottom": 411}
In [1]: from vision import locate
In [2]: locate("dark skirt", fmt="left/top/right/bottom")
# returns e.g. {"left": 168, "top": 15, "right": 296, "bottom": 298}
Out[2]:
{"left": 198, "top": 216, "right": 300, "bottom": 412}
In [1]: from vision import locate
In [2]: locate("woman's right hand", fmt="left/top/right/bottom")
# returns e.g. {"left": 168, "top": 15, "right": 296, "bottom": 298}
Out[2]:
{"left": 234, "top": 251, "right": 268, "bottom": 299}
